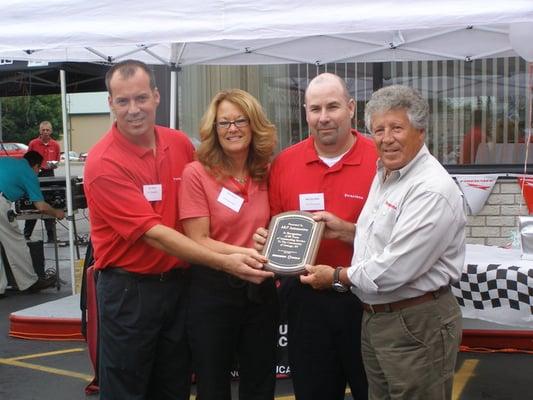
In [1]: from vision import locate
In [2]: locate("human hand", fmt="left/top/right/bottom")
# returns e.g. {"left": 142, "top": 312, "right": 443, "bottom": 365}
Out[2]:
{"left": 47, "top": 161, "right": 59, "bottom": 170}
{"left": 252, "top": 227, "right": 268, "bottom": 252}
{"left": 221, "top": 253, "right": 274, "bottom": 284}
{"left": 245, "top": 247, "right": 268, "bottom": 264}
{"left": 312, "top": 211, "right": 355, "bottom": 243}
{"left": 300, "top": 264, "right": 334, "bottom": 290}
{"left": 54, "top": 209, "right": 65, "bottom": 220}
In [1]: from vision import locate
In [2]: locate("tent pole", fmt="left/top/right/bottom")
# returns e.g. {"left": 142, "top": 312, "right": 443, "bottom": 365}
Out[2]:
{"left": 170, "top": 69, "right": 177, "bottom": 129}
{"left": 0, "top": 98, "right": 3, "bottom": 141}
{"left": 60, "top": 69, "right": 76, "bottom": 294}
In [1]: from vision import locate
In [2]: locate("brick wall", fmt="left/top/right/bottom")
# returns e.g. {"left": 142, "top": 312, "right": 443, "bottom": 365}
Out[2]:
{"left": 464, "top": 179, "right": 529, "bottom": 246}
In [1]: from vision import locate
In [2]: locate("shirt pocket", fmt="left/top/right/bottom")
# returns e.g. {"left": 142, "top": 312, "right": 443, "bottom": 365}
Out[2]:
{"left": 369, "top": 204, "right": 398, "bottom": 249}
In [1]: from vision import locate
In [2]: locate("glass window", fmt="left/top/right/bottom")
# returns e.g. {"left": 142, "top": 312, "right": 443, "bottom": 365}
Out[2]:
{"left": 178, "top": 57, "right": 530, "bottom": 165}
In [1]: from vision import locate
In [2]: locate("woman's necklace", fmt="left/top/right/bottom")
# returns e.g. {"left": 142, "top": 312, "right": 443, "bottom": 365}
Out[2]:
{"left": 233, "top": 176, "right": 248, "bottom": 184}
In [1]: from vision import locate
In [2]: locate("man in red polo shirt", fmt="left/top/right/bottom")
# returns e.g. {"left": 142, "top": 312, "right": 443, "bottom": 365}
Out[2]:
{"left": 84, "top": 59, "right": 272, "bottom": 400}
{"left": 257, "top": 73, "right": 377, "bottom": 400}
{"left": 24, "top": 121, "right": 61, "bottom": 242}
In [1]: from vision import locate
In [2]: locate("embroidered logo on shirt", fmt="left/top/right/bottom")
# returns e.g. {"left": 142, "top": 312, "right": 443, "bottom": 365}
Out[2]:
{"left": 385, "top": 201, "right": 398, "bottom": 210}
{"left": 173, "top": 177, "right": 181, "bottom": 181}
{"left": 344, "top": 193, "right": 364, "bottom": 200}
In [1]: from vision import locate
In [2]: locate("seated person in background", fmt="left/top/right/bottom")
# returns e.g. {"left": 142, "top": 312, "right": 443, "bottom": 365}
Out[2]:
{"left": 493, "top": 118, "right": 517, "bottom": 144}
{"left": 459, "top": 109, "right": 484, "bottom": 164}
{"left": 179, "top": 89, "right": 279, "bottom": 400}
{"left": 0, "top": 151, "right": 64, "bottom": 296}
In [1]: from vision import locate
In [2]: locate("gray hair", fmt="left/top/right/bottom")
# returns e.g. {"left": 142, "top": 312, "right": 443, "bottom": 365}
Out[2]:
{"left": 364, "top": 85, "right": 429, "bottom": 133}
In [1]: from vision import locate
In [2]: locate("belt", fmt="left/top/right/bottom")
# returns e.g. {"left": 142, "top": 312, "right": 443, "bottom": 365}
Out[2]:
{"left": 104, "top": 267, "right": 184, "bottom": 282}
{"left": 362, "top": 286, "right": 450, "bottom": 313}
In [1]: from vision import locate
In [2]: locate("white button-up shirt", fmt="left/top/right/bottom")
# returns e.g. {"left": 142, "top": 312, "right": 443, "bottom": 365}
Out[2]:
{"left": 347, "top": 145, "right": 466, "bottom": 304}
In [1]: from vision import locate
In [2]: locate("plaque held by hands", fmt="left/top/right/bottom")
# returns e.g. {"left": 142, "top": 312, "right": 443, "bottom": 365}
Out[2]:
{"left": 262, "top": 211, "right": 324, "bottom": 275}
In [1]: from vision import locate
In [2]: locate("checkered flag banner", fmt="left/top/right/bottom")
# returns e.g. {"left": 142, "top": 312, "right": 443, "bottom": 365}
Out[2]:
{"left": 452, "top": 263, "right": 533, "bottom": 327}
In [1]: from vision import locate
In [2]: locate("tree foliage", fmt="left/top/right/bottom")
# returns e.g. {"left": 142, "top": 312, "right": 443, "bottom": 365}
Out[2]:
{"left": 0, "top": 94, "right": 62, "bottom": 144}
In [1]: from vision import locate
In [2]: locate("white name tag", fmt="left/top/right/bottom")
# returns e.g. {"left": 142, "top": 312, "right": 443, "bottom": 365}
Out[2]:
{"left": 217, "top": 187, "right": 244, "bottom": 212}
{"left": 299, "top": 193, "right": 325, "bottom": 211}
{"left": 143, "top": 184, "right": 162, "bottom": 201}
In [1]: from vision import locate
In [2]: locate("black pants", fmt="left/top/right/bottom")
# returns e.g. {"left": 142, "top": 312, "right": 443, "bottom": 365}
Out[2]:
{"left": 188, "top": 265, "right": 279, "bottom": 400}
{"left": 284, "top": 278, "right": 368, "bottom": 400}
{"left": 24, "top": 168, "right": 54, "bottom": 240}
{"left": 97, "top": 268, "right": 191, "bottom": 400}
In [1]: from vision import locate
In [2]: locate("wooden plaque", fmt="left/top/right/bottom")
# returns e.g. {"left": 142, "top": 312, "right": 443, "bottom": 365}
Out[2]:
{"left": 262, "top": 211, "right": 324, "bottom": 275}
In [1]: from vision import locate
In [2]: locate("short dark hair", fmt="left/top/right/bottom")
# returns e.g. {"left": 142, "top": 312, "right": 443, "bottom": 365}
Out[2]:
{"left": 105, "top": 59, "right": 157, "bottom": 94}
{"left": 24, "top": 150, "right": 43, "bottom": 168}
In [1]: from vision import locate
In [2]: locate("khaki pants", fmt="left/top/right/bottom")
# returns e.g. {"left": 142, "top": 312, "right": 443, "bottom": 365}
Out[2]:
{"left": 361, "top": 290, "right": 462, "bottom": 400}
{"left": 0, "top": 196, "right": 38, "bottom": 294}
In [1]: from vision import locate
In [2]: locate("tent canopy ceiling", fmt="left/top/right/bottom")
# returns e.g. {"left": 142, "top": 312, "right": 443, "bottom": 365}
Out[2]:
{"left": 1, "top": 1, "right": 532, "bottom": 65}
{"left": 0, "top": 61, "right": 108, "bottom": 97}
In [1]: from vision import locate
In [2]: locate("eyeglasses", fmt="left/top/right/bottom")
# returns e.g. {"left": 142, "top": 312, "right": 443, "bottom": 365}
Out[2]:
{"left": 215, "top": 118, "right": 249, "bottom": 130}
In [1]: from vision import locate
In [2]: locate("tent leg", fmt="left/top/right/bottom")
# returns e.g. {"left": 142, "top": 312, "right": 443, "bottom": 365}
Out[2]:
{"left": 60, "top": 69, "right": 76, "bottom": 294}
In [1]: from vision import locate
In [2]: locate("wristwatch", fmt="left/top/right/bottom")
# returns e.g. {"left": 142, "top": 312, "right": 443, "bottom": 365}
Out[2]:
{"left": 332, "top": 266, "right": 349, "bottom": 292}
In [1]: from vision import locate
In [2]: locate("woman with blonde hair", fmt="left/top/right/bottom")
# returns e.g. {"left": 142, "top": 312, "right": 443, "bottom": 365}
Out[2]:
{"left": 179, "top": 89, "right": 279, "bottom": 400}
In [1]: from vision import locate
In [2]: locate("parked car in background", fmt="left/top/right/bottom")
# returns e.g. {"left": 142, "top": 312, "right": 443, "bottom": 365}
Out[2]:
{"left": 0, "top": 142, "right": 28, "bottom": 158}
{"left": 60, "top": 151, "right": 81, "bottom": 162}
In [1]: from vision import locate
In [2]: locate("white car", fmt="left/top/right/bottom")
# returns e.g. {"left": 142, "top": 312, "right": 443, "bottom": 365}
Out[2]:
{"left": 60, "top": 151, "right": 80, "bottom": 161}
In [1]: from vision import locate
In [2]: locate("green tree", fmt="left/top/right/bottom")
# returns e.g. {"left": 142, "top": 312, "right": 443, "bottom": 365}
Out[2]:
{"left": 0, "top": 94, "right": 62, "bottom": 144}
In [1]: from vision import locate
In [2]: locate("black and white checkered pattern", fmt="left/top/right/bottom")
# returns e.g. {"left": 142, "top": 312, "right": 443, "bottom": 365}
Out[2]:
{"left": 451, "top": 264, "right": 533, "bottom": 315}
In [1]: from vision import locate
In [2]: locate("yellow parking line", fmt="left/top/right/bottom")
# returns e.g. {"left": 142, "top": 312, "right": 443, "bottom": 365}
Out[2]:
{"left": 190, "top": 393, "right": 297, "bottom": 400}
{"left": 0, "top": 357, "right": 93, "bottom": 381}
{"left": 0, "top": 348, "right": 92, "bottom": 382}
{"left": 5, "top": 347, "right": 85, "bottom": 361}
{"left": 0, "top": 347, "right": 479, "bottom": 399}
{"left": 453, "top": 359, "right": 479, "bottom": 400}
{"left": 275, "top": 395, "right": 296, "bottom": 400}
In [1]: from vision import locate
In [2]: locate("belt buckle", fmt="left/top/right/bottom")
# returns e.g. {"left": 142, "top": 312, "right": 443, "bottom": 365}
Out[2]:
{"left": 159, "top": 272, "right": 166, "bottom": 282}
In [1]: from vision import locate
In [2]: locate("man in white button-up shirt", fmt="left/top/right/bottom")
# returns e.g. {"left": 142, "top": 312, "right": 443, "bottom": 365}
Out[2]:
{"left": 302, "top": 85, "right": 466, "bottom": 400}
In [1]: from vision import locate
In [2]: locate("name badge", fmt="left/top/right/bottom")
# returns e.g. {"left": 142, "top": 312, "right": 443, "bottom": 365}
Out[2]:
{"left": 143, "top": 184, "right": 162, "bottom": 201}
{"left": 217, "top": 187, "right": 244, "bottom": 212}
{"left": 299, "top": 193, "right": 325, "bottom": 211}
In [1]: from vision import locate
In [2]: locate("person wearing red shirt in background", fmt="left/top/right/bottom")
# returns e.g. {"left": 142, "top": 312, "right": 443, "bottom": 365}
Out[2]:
{"left": 84, "top": 60, "right": 273, "bottom": 400}
{"left": 459, "top": 110, "right": 484, "bottom": 164}
{"left": 24, "top": 121, "right": 61, "bottom": 242}
{"left": 179, "top": 89, "right": 279, "bottom": 400}
{"left": 255, "top": 73, "right": 377, "bottom": 400}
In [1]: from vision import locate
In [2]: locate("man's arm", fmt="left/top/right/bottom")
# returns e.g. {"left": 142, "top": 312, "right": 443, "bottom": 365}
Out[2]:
{"left": 312, "top": 211, "right": 356, "bottom": 243}
{"left": 182, "top": 216, "right": 265, "bottom": 260}
{"left": 33, "top": 201, "right": 65, "bottom": 219}
{"left": 53, "top": 141, "right": 61, "bottom": 162}
{"left": 300, "top": 264, "right": 351, "bottom": 290}
{"left": 143, "top": 224, "right": 273, "bottom": 284}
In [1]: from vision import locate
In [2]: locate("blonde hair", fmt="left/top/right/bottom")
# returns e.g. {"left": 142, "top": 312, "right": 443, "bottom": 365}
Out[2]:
{"left": 197, "top": 89, "right": 277, "bottom": 181}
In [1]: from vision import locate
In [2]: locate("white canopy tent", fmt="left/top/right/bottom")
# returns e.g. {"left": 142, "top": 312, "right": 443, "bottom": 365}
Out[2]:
{"left": 1, "top": 0, "right": 533, "bottom": 64}
{"left": 1, "top": 0, "right": 532, "bottom": 292}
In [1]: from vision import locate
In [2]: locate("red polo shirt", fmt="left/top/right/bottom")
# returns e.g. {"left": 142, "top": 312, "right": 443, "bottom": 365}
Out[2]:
{"left": 269, "top": 129, "right": 377, "bottom": 267}
{"left": 84, "top": 123, "right": 195, "bottom": 273}
{"left": 28, "top": 138, "right": 61, "bottom": 169}
{"left": 179, "top": 161, "right": 270, "bottom": 248}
